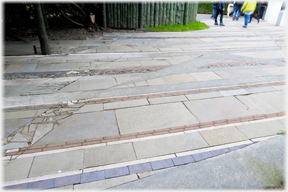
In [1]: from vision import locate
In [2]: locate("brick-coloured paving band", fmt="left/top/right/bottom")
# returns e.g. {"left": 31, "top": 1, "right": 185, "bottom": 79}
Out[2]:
{"left": 4, "top": 81, "right": 285, "bottom": 112}
{"left": 4, "top": 111, "right": 285, "bottom": 157}
{"left": 4, "top": 142, "right": 256, "bottom": 190}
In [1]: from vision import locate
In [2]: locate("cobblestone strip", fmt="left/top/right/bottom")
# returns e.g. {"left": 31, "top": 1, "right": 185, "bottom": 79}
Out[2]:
{"left": 4, "top": 111, "right": 285, "bottom": 157}
{"left": 3, "top": 142, "right": 257, "bottom": 190}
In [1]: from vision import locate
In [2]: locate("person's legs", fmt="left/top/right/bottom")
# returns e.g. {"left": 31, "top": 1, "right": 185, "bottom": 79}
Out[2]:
{"left": 244, "top": 13, "right": 249, "bottom": 26}
{"left": 220, "top": 10, "right": 224, "bottom": 24}
{"left": 215, "top": 9, "right": 219, "bottom": 24}
{"left": 211, "top": 8, "right": 216, "bottom": 19}
{"left": 236, "top": 9, "right": 241, "bottom": 20}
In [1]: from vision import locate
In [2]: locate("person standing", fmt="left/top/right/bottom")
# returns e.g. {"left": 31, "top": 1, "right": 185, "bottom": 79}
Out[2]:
{"left": 249, "top": 2, "right": 261, "bottom": 23}
{"left": 241, "top": 1, "right": 257, "bottom": 28}
{"left": 258, "top": 1, "right": 268, "bottom": 20}
{"left": 213, "top": 1, "right": 225, "bottom": 26}
{"left": 233, "top": 1, "right": 244, "bottom": 21}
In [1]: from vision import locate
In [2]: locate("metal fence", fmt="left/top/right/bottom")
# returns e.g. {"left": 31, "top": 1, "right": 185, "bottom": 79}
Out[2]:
{"left": 102, "top": 2, "right": 198, "bottom": 29}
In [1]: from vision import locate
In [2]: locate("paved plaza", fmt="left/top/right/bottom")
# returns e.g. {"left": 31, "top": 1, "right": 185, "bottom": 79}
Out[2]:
{"left": 2, "top": 14, "right": 286, "bottom": 190}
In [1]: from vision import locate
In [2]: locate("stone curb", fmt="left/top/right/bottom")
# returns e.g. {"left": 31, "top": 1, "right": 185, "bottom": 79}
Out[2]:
{"left": 3, "top": 142, "right": 256, "bottom": 190}
{"left": 4, "top": 111, "right": 285, "bottom": 157}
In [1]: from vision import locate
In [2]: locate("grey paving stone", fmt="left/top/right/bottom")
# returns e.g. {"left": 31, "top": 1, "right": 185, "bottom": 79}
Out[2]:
{"left": 172, "top": 155, "right": 195, "bottom": 166}
{"left": 185, "top": 92, "right": 222, "bottom": 101}
{"left": 278, "top": 119, "right": 286, "bottom": 126}
{"left": 214, "top": 69, "right": 271, "bottom": 79}
{"left": 84, "top": 143, "right": 136, "bottom": 168}
{"left": 4, "top": 157, "right": 34, "bottom": 182}
{"left": 105, "top": 166, "right": 130, "bottom": 179}
{"left": 184, "top": 96, "right": 254, "bottom": 122}
{"left": 245, "top": 86, "right": 277, "bottom": 94}
{"left": 35, "top": 111, "right": 119, "bottom": 145}
{"left": 115, "top": 77, "right": 139, "bottom": 84}
{"left": 148, "top": 95, "right": 187, "bottom": 104}
{"left": 74, "top": 104, "right": 103, "bottom": 113}
{"left": 116, "top": 102, "right": 199, "bottom": 135}
{"left": 79, "top": 78, "right": 116, "bottom": 90}
{"left": 4, "top": 110, "right": 37, "bottom": 119}
{"left": 219, "top": 89, "right": 248, "bottom": 96}
{"left": 253, "top": 91, "right": 285, "bottom": 112}
{"left": 199, "top": 126, "right": 249, "bottom": 146}
{"left": 128, "top": 163, "right": 153, "bottom": 174}
{"left": 29, "top": 150, "right": 84, "bottom": 178}
{"left": 35, "top": 64, "right": 52, "bottom": 71}
{"left": 45, "top": 185, "right": 74, "bottom": 190}
{"left": 210, "top": 148, "right": 231, "bottom": 156}
{"left": 80, "top": 170, "right": 105, "bottom": 184}
{"left": 31, "top": 123, "right": 54, "bottom": 145}
{"left": 229, "top": 144, "right": 247, "bottom": 151}
{"left": 4, "top": 118, "right": 32, "bottom": 138}
{"left": 162, "top": 74, "right": 196, "bottom": 84}
{"left": 104, "top": 99, "right": 149, "bottom": 110}
{"left": 10, "top": 132, "right": 29, "bottom": 142}
{"left": 189, "top": 72, "right": 222, "bottom": 81}
{"left": 3, "top": 142, "right": 29, "bottom": 150}
{"left": 4, "top": 183, "right": 28, "bottom": 190}
{"left": 18, "top": 64, "right": 38, "bottom": 72}
{"left": 74, "top": 174, "right": 138, "bottom": 190}
{"left": 147, "top": 77, "right": 167, "bottom": 86}
{"left": 133, "top": 132, "right": 209, "bottom": 159}
{"left": 151, "top": 159, "right": 174, "bottom": 170}
{"left": 54, "top": 174, "right": 81, "bottom": 188}
{"left": 192, "top": 151, "right": 214, "bottom": 162}
{"left": 27, "top": 179, "right": 55, "bottom": 190}
{"left": 236, "top": 120, "right": 285, "bottom": 139}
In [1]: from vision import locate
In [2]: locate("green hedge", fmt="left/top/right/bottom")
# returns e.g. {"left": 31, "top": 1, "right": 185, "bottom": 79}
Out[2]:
{"left": 198, "top": 2, "right": 230, "bottom": 15}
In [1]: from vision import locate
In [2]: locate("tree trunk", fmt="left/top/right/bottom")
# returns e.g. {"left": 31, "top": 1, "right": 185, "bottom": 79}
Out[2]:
{"left": 34, "top": 3, "right": 51, "bottom": 55}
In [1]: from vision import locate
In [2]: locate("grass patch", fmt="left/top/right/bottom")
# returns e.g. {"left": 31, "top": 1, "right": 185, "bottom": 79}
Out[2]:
{"left": 146, "top": 21, "right": 209, "bottom": 32}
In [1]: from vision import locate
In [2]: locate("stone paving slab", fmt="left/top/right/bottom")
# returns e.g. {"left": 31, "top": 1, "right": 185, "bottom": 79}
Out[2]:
{"left": 253, "top": 91, "right": 285, "bottom": 112}
{"left": 199, "top": 126, "right": 249, "bottom": 146}
{"left": 185, "top": 92, "right": 222, "bottom": 101}
{"left": 214, "top": 69, "right": 271, "bottom": 79}
{"left": 4, "top": 157, "right": 34, "bottom": 182}
{"left": 146, "top": 78, "right": 167, "bottom": 86}
{"left": 236, "top": 120, "right": 285, "bottom": 139}
{"left": 84, "top": 143, "right": 136, "bottom": 168}
{"left": 262, "top": 67, "right": 286, "bottom": 76}
{"left": 74, "top": 174, "right": 138, "bottom": 190}
{"left": 28, "top": 150, "right": 84, "bottom": 178}
{"left": 115, "top": 103, "right": 199, "bottom": 135}
{"left": 219, "top": 89, "right": 248, "bottom": 96}
{"left": 184, "top": 96, "right": 254, "bottom": 122}
{"left": 148, "top": 95, "right": 187, "bottom": 105}
{"left": 4, "top": 110, "right": 38, "bottom": 119}
{"left": 4, "top": 118, "right": 32, "bottom": 138}
{"left": 104, "top": 99, "right": 149, "bottom": 110}
{"left": 34, "top": 111, "right": 119, "bottom": 145}
{"left": 74, "top": 104, "right": 103, "bottom": 114}
{"left": 162, "top": 74, "right": 195, "bottom": 84}
{"left": 189, "top": 72, "right": 222, "bottom": 81}
{"left": 133, "top": 132, "right": 209, "bottom": 159}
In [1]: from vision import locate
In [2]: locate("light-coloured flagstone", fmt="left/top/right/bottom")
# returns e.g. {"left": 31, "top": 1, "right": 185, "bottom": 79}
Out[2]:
{"left": 147, "top": 78, "right": 167, "bottom": 86}
{"left": 5, "top": 64, "right": 23, "bottom": 72}
{"left": 148, "top": 95, "right": 187, "bottom": 105}
{"left": 115, "top": 77, "right": 140, "bottom": 84}
{"left": 185, "top": 92, "right": 222, "bottom": 101}
{"left": 79, "top": 78, "right": 116, "bottom": 91}
{"left": 3, "top": 142, "right": 29, "bottom": 150}
{"left": 236, "top": 120, "right": 285, "bottom": 139}
{"left": 84, "top": 143, "right": 137, "bottom": 168}
{"left": 46, "top": 185, "right": 74, "bottom": 190}
{"left": 4, "top": 157, "right": 34, "bottom": 181}
{"left": 4, "top": 110, "right": 38, "bottom": 119}
{"left": 140, "top": 60, "right": 170, "bottom": 66}
{"left": 262, "top": 67, "right": 285, "bottom": 75}
{"left": 31, "top": 123, "right": 54, "bottom": 145}
{"left": 219, "top": 89, "right": 249, "bottom": 96}
{"left": 133, "top": 132, "right": 209, "bottom": 159}
{"left": 184, "top": 96, "right": 254, "bottom": 122}
{"left": 10, "top": 133, "right": 29, "bottom": 142}
{"left": 28, "top": 150, "right": 84, "bottom": 178}
{"left": 135, "top": 81, "right": 149, "bottom": 87}
{"left": 162, "top": 74, "right": 196, "bottom": 84}
{"left": 97, "top": 61, "right": 141, "bottom": 68}
{"left": 272, "top": 85, "right": 286, "bottom": 91}
{"left": 137, "top": 167, "right": 176, "bottom": 179}
{"left": 115, "top": 102, "right": 199, "bottom": 135}
{"left": 199, "top": 126, "right": 249, "bottom": 146}
{"left": 74, "top": 174, "right": 138, "bottom": 190}
{"left": 34, "top": 111, "right": 119, "bottom": 145}
{"left": 158, "top": 47, "right": 183, "bottom": 52}
{"left": 104, "top": 99, "right": 149, "bottom": 110}
{"left": 189, "top": 72, "right": 222, "bottom": 81}
{"left": 252, "top": 91, "right": 285, "bottom": 112}
{"left": 74, "top": 104, "right": 103, "bottom": 114}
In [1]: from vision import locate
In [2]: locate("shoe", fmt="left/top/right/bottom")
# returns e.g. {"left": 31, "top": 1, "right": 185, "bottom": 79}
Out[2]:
{"left": 220, "top": 23, "right": 225, "bottom": 26}
{"left": 248, "top": 21, "right": 251, "bottom": 23}
{"left": 211, "top": 16, "right": 214, "bottom": 20}
{"left": 214, "top": 22, "right": 218, "bottom": 25}
{"left": 258, "top": 19, "right": 260, "bottom": 24}
{"left": 242, "top": 25, "right": 247, "bottom": 28}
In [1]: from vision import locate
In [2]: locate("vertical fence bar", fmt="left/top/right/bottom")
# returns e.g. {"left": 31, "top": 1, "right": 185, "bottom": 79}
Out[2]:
{"left": 183, "top": 2, "right": 189, "bottom": 25}
{"left": 102, "top": 3, "right": 107, "bottom": 28}
{"left": 154, "top": 2, "right": 159, "bottom": 27}
{"left": 150, "top": 3, "right": 154, "bottom": 27}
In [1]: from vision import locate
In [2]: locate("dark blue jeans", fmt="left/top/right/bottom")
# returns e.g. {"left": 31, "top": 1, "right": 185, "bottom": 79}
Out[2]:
{"left": 215, "top": 9, "right": 224, "bottom": 23}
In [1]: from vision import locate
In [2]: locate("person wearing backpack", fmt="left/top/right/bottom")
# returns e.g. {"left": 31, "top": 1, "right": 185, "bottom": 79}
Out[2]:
{"left": 241, "top": 1, "right": 257, "bottom": 28}
{"left": 213, "top": 1, "right": 225, "bottom": 26}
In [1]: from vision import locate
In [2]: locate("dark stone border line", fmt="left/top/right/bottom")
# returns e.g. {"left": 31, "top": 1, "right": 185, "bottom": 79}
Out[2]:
{"left": 3, "top": 142, "right": 256, "bottom": 190}
{"left": 4, "top": 111, "right": 285, "bottom": 157}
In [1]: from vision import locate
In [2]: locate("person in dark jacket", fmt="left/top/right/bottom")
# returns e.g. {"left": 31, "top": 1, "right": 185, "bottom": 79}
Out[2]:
{"left": 213, "top": 1, "right": 225, "bottom": 26}
{"left": 258, "top": 1, "right": 268, "bottom": 20}
{"left": 233, "top": 1, "right": 244, "bottom": 21}
{"left": 249, "top": 2, "right": 261, "bottom": 23}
